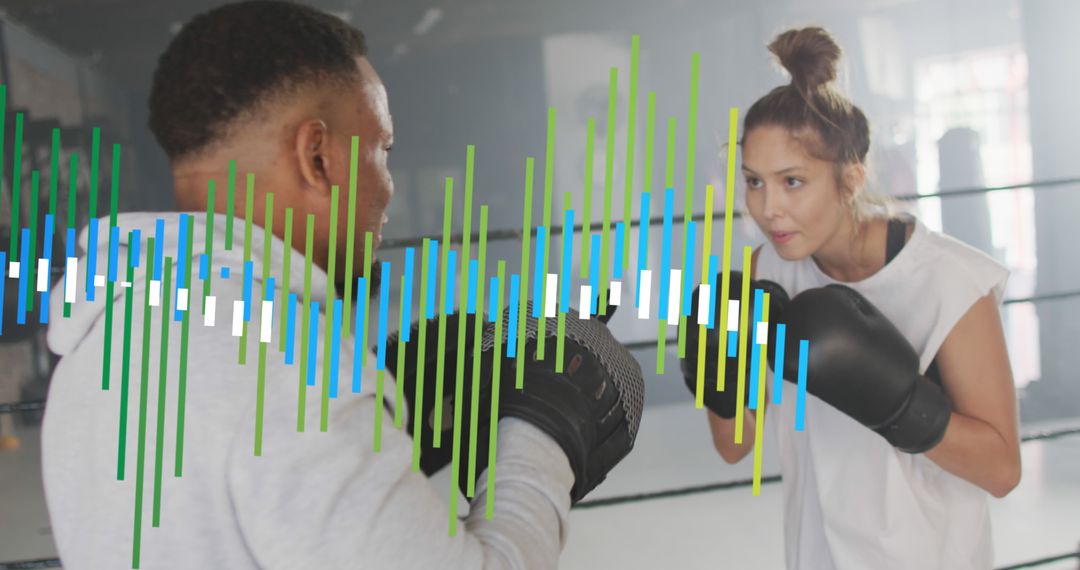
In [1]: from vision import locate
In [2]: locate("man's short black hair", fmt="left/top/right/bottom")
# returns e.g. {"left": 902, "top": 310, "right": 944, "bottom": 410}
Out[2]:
{"left": 149, "top": 0, "right": 367, "bottom": 160}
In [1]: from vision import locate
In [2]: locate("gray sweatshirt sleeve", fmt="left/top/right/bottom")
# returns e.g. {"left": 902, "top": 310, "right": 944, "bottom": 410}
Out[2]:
{"left": 226, "top": 388, "right": 574, "bottom": 569}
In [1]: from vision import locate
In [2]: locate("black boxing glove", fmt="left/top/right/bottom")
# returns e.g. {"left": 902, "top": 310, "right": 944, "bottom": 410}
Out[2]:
{"left": 474, "top": 303, "right": 645, "bottom": 504}
{"left": 682, "top": 271, "right": 789, "bottom": 418}
{"left": 781, "top": 285, "right": 952, "bottom": 453}
{"left": 385, "top": 312, "right": 492, "bottom": 477}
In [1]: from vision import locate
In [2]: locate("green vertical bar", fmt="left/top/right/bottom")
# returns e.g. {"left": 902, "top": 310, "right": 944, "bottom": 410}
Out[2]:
{"left": 556, "top": 192, "right": 570, "bottom": 372}
{"left": 695, "top": 183, "right": 716, "bottom": 405}
{"left": 656, "top": 117, "right": 677, "bottom": 375}
{"left": 117, "top": 232, "right": 137, "bottom": 480}
{"left": 733, "top": 252, "right": 752, "bottom": 444}
{"left": 598, "top": 68, "right": 617, "bottom": 315}
{"left": 152, "top": 258, "right": 173, "bottom": 528}
{"left": 49, "top": 129, "right": 60, "bottom": 216}
{"left": 64, "top": 153, "right": 78, "bottom": 319}
{"left": 677, "top": 54, "right": 700, "bottom": 360}
{"left": 343, "top": 136, "right": 359, "bottom": 335}
{"left": 716, "top": 109, "right": 740, "bottom": 397}
{"left": 201, "top": 181, "right": 215, "bottom": 314}
{"left": 131, "top": 236, "right": 156, "bottom": 569}
{"left": 643, "top": 93, "right": 656, "bottom": 205}
{"left": 515, "top": 158, "right": 534, "bottom": 389}
{"left": 411, "top": 239, "right": 431, "bottom": 471}
{"left": 279, "top": 208, "right": 293, "bottom": 352}
{"left": 225, "top": 161, "right": 236, "bottom": 250}
{"left": 537, "top": 109, "right": 556, "bottom": 360}
{"left": 580, "top": 119, "right": 595, "bottom": 279}
{"left": 89, "top": 127, "right": 100, "bottom": 219}
{"left": 466, "top": 206, "right": 488, "bottom": 497}
{"left": 623, "top": 35, "right": 640, "bottom": 268}
{"left": 256, "top": 194, "right": 275, "bottom": 452}
{"left": 0, "top": 86, "right": 5, "bottom": 215}
{"left": 8, "top": 114, "right": 24, "bottom": 258}
{"left": 110, "top": 144, "right": 120, "bottom": 227}
{"left": 485, "top": 260, "right": 506, "bottom": 519}
{"left": 450, "top": 146, "right": 476, "bottom": 527}
{"left": 238, "top": 175, "right": 255, "bottom": 365}
{"left": 297, "top": 215, "right": 315, "bottom": 433}
{"left": 176, "top": 216, "right": 194, "bottom": 477}
{"left": 320, "top": 186, "right": 340, "bottom": 433}
{"left": 26, "top": 171, "right": 40, "bottom": 313}
{"left": 433, "top": 180, "right": 453, "bottom": 447}
{"left": 374, "top": 369, "right": 385, "bottom": 451}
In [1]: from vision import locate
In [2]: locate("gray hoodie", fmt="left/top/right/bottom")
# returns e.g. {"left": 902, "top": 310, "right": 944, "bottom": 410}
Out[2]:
{"left": 42, "top": 211, "right": 573, "bottom": 569}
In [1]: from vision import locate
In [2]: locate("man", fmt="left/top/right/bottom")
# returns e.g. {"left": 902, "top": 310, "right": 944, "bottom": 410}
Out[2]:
{"left": 41, "top": 2, "right": 643, "bottom": 568}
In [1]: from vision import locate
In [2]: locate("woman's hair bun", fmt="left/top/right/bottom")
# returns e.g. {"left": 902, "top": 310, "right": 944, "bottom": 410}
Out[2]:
{"left": 768, "top": 27, "right": 841, "bottom": 92}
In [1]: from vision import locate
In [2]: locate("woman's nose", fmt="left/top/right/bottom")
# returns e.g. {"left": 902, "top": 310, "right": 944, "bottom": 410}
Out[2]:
{"left": 762, "top": 187, "right": 784, "bottom": 220}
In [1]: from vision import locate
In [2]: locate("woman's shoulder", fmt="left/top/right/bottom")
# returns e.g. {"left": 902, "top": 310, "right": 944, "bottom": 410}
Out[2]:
{"left": 910, "top": 217, "right": 1010, "bottom": 303}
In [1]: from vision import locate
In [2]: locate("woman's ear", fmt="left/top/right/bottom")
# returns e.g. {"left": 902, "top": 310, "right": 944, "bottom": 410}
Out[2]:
{"left": 294, "top": 119, "right": 333, "bottom": 194}
{"left": 840, "top": 162, "right": 866, "bottom": 203}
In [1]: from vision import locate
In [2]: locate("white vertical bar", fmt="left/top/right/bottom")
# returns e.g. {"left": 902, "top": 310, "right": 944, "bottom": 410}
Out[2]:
{"left": 94, "top": 274, "right": 105, "bottom": 288}
{"left": 755, "top": 321, "right": 768, "bottom": 344}
{"left": 637, "top": 270, "right": 653, "bottom": 320}
{"left": 666, "top": 269, "right": 682, "bottom": 324}
{"left": 149, "top": 280, "right": 161, "bottom": 306}
{"left": 727, "top": 300, "right": 740, "bottom": 331}
{"left": 544, "top": 273, "right": 558, "bottom": 318}
{"left": 204, "top": 296, "right": 217, "bottom": 327}
{"left": 697, "top": 284, "right": 712, "bottom": 324}
{"left": 232, "top": 300, "right": 245, "bottom": 336}
{"left": 177, "top": 288, "right": 189, "bottom": 311}
{"left": 260, "top": 300, "right": 274, "bottom": 343}
{"left": 8, "top": 261, "right": 20, "bottom": 279}
{"left": 36, "top": 259, "right": 50, "bottom": 292}
{"left": 65, "top": 258, "right": 79, "bottom": 302}
{"left": 609, "top": 280, "right": 622, "bottom": 306}
{"left": 579, "top": 285, "right": 593, "bottom": 319}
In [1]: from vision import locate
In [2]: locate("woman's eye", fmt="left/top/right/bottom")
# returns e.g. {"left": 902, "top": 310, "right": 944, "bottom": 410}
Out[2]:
{"left": 745, "top": 177, "right": 763, "bottom": 189}
{"left": 785, "top": 176, "right": 803, "bottom": 188}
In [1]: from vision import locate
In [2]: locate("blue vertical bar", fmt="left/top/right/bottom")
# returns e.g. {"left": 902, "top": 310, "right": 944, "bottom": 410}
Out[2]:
{"left": 425, "top": 241, "right": 438, "bottom": 319}
{"left": 220, "top": 266, "right": 230, "bottom": 280}
{"left": 531, "top": 227, "right": 547, "bottom": 318}
{"left": 507, "top": 274, "right": 520, "bottom": 357}
{"left": 795, "top": 340, "right": 809, "bottom": 430}
{"left": 174, "top": 214, "right": 189, "bottom": 321}
{"left": 560, "top": 210, "right": 574, "bottom": 313}
{"left": 681, "top": 220, "right": 696, "bottom": 316}
{"left": 40, "top": 215, "right": 55, "bottom": 324}
{"left": 444, "top": 251, "right": 457, "bottom": 315}
{"left": 107, "top": 225, "right": 120, "bottom": 282}
{"left": 376, "top": 261, "right": 391, "bottom": 370}
{"left": 588, "top": 234, "right": 600, "bottom": 315}
{"left": 264, "top": 277, "right": 276, "bottom": 323}
{"left": 747, "top": 288, "right": 763, "bottom": 411}
{"left": 352, "top": 276, "right": 367, "bottom": 392}
{"left": 199, "top": 254, "right": 208, "bottom": 280}
{"left": 613, "top": 221, "right": 624, "bottom": 279}
{"left": 488, "top": 276, "right": 499, "bottom": 321}
{"left": 66, "top": 228, "right": 76, "bottom": 264}
{"left": 330, "top": 299, "right": 343, "bottom": 398}
{"left": 285, "top": 293, "right": 297, "bottom": 365}
{"left": 772, "top": 323, "right": 787, "bottom": 405}
{"left": 0, "top": 253, "right": 6, "bottom": 336}
{"left": 131, "top": 230, "right": 141, "bottom": 267}
{"left": 466, "top": 259, "right": 479, "bottom": 315}
{"left": 85, "top": 218, "right": 99, "bottom": 300}
{"left": 658, "top": 188, "right": 674, "bottom": 318}
{"left": 17, "top": 229, "right": 30, "bottom": 324}
{"left": 727, "top": 331, "right": 738, "bottom": 357}
{"left": 242, "top": 260, "right": 253, "bottom": 321}
{"left": 307, "top": 301, "right": 320, "bottom": 387}
{"left": 707, "top": 255, "right": 718, "bottom": 329}
{"left": 153, "top": 218, "right": 164, "bottom": 281}
{"left": 635, "top": 192, "right": 651, "bottom": 308}
{"left": 401, "top": 247, "right": 415, "bottom": 341}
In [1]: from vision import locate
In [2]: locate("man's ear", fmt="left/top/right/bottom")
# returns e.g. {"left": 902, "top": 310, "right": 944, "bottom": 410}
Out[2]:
{"left": 294, "top": 119, "right": 333, "bottom": 194}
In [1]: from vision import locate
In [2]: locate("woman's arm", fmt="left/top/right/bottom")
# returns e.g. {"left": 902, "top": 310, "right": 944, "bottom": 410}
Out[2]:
{"left": 706, "top": 409, "right": 757, "bottom": 464}
{"left": 923, "top": 294, "right": 1022, "bottom": 498}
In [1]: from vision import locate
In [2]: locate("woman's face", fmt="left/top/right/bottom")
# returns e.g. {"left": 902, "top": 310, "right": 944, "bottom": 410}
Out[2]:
{"left": 742, "top": 124, "right": 852, "bottom": 261}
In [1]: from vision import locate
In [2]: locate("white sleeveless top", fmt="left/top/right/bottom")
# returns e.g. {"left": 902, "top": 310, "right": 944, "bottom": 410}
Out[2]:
{"left": 755, "top": 216, "right": 1009, "bottom": 570}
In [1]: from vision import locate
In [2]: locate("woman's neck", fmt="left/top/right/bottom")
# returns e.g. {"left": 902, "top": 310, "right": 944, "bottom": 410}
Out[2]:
{"left": 811, "top": 217, "right": 889, "bottom": 283}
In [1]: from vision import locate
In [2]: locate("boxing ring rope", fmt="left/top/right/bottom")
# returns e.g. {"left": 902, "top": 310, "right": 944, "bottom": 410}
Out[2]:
{"left": 377, "top": 176, "right": 1080, "bottom": 250}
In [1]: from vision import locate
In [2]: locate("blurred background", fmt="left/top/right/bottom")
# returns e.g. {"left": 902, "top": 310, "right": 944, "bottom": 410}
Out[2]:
{"left": 0, "top": 0, "right": 1078, "bottom": 568}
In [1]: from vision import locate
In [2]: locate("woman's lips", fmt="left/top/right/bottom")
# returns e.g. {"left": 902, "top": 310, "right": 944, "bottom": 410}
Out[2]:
{"left": 771, "top": 231, "right": 795, "bottom": 244}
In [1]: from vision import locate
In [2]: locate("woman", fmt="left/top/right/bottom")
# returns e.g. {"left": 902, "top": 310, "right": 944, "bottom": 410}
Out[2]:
{"left": 682, "top": 27, "right": 1021, "bottom": 569}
